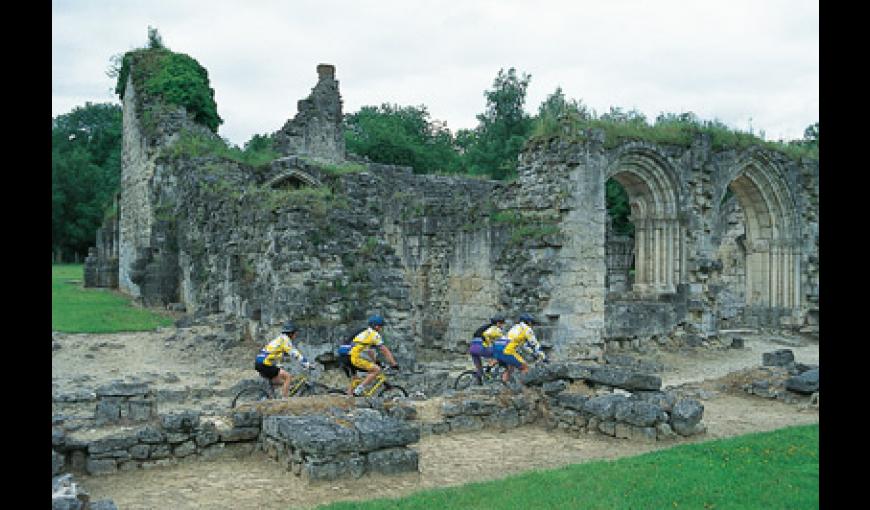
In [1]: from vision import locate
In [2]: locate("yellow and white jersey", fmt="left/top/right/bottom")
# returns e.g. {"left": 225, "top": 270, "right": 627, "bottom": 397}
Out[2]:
{"left": 505, "top": 322, "right": 540, "bottom": 356}
{"left": 349, "top": 327, "right": 383, "bottom": 358}
{"left": 255, "top": 334, "right": 306, "bottom": 366}
{"left": 481, "top": 324, "right": 505, "bottom": 347}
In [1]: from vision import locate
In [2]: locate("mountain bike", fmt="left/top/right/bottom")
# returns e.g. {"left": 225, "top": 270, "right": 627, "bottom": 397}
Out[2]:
{"left": 348, "top": 365, "right": 408, "bottom": 400}
{"left": 454, "top": 360, "right": 505, "bottom": 390}
{"left": 231, "top": 365, "right": 344, "bottom": 407}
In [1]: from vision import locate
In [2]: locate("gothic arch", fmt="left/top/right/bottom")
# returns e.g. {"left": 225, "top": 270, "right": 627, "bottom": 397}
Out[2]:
{"left": 266, "top": 169, "right": 323, "bottom": 189}
{"left": 605, "top": 144, "right": 683, "bottom": 294}
{"left": 724, "top": 149, "right": 800, "bottom": 309}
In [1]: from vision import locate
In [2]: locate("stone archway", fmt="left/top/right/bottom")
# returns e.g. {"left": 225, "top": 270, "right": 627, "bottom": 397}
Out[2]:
{"left": 266, "top": 169, "right": 323, "bottom": 189}
{"left": 724, "top": 150, "right": 801, "bottom": 311}
{"left": 606, "top": 144, "right": 683, "bottom": 295}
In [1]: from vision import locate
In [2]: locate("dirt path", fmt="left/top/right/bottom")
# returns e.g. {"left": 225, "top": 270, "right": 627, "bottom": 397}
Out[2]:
{"left": 64, "top": 329, "right": 818, "bottom": 510}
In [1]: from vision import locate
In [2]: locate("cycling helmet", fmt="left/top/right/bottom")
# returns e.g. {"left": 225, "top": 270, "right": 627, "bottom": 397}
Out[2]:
{"left": 368, "top": 315, "right": 385, "bottom": 327}
{"left": 281, "top": 321, "right": 298, "bottom": 334}
{"left": 518, "top": 313, "right": 536, "bottom": 325}
{"left": 490, "top": 314, "right": 506, "bottom": 324}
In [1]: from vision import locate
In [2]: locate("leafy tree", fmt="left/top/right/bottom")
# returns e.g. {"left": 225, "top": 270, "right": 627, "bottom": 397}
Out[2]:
{"left": 531, "top": 86, "right": 591, "bottom": 137}
{"left": 344, "top": 103, "right": 462, "bottom": 174}
{"left": 606, "top": 179, "right": 634, "bottom": 236}
{"left": 110, "top": 28, "right": 222, "bottom": 133}
{"left": 52, "top": 103, "right": 123, "bottom": 261}
{"left": 462, "top": 68, "right": 533, "bottom": 180}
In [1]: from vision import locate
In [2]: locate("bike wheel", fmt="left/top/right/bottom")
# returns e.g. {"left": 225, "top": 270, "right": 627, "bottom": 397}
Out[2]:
{"left": 454, "top": 370, "right": 478, "bottom": 390}
{"left": 379, "top": 384, "right": 408, "bottom": 400}
{"left": 231, "top": 386, "right": 270, "bottom": 408}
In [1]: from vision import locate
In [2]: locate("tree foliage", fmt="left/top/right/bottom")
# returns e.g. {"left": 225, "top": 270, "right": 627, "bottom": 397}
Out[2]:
{"left": 461, "top": 68, "right": 533, "bottom": 180}
{"left": 111, "top": 28, "right": 222, "bottom": 133}
{"left": 344, "top": 103, "right": 462, "bottom": 174}
{"left": 52, "top": 103, "right": 123, "bottom": 261}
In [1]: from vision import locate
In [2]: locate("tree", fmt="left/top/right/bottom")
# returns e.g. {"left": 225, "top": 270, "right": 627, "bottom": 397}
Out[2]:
{"left": 462, "top": 68, "right": 533, "bottom": 180}
{"left": 344, "top": 103, "right": 462, "bottom": 174}
{"left": 52, "top": 103, "right": 123, "bottom": 262}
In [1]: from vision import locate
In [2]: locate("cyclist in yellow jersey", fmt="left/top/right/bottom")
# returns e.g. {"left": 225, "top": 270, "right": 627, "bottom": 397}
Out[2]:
{"left": 254, "top": 321, "right": 314, "bottom": 398}
{"left": 468, "top": 314, "right": 507, "bottom": 385}
{"left": 348, "top": 315, "right": 400, "bottom": 396}
{"left": 495, "top": 313, "right": 547, "bottom": 384}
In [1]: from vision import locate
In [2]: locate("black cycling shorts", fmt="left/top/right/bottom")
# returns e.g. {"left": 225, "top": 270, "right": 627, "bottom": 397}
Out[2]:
{"left": 338, "top": 353, "right": 357, "bottom": 378}
{"left": 254, "top": 361, "right": 280, "bottom": 380}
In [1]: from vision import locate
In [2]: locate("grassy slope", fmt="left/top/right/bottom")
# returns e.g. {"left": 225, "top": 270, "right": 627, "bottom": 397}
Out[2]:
{"left": 316, "top": 424, "right": 818, "bottom": 510}
{"left": 51, "top": 264, "right": 174, "bottom": 333}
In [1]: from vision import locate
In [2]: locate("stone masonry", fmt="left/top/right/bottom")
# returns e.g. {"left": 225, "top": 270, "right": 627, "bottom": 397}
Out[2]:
{"left": 86, "top": 57, "right": 820, "bottom": 361}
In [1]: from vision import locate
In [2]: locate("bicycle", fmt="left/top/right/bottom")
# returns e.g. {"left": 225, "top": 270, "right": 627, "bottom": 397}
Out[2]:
{"left": 231, "top": 365, "right": 344, "bottom": 407}
{"left": 348, "top": 365, "right": 408, "bottom": 400}
{"left": 454, "top": 360, "right": 505, "bottom": 390}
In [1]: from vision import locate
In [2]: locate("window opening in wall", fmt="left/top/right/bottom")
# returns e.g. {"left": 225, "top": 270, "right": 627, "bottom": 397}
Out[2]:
{"left": 605, "top": 178, "right": 635, "bottom": 293}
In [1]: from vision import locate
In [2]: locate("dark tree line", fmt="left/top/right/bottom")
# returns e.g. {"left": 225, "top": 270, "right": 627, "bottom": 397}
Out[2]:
{"left": 52, "top": 102, "right": 122, "bottom": 262}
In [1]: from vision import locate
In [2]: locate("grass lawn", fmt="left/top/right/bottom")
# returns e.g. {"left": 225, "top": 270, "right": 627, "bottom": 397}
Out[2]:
{"left": 51, "top": 264, "right": 175, "bottom": 333}
{"left": 316, "top": 424, "right": 819, "bottom": 510}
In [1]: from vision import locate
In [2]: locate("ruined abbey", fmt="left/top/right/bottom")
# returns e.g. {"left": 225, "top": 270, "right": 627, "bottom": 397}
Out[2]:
{"left": 84, "top": 61, "right": 820, "bottom": 366}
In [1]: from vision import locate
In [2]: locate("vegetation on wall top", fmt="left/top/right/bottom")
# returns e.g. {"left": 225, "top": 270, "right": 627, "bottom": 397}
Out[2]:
{"left": 110, "top": 27, "right": 223, "bottom": 133}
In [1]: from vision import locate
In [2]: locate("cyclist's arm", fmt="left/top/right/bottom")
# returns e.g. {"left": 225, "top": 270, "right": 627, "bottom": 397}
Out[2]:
{"left": 285, "top": 342, "right": 311, "bottom": 368}
{"left": 378, "top": 344, "right": 398, "bottom": 367}
{"left": 524, "top": 333, "right": 546, "bottom": 362}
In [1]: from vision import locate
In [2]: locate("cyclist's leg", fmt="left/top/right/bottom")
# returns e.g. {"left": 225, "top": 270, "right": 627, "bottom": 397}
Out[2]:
{"left": 351, "top": 354, "right": 379, "bottom": 395}
{"left": 499, "top": 352, "right": 524, "bottom": 383}
{"left": 469, "top": 340, "right": 486, "bottom": 383}
{"left": 274, "top": 368, "right": 293, "bottom": 398}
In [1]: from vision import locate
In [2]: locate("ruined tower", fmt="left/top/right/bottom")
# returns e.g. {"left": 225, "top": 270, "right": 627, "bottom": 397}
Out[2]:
{"left": 272, "top": 64, "right": 346, "bottom": 162}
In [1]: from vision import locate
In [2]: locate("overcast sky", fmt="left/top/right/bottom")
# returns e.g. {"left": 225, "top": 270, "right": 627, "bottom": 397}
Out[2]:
{"left": 52, "top": 0, "right": 818, "bottom": 148}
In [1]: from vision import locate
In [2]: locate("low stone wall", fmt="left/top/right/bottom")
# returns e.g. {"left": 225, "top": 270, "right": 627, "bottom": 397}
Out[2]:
{"left": 261, "top": 407, "right": 420, "bottom": 481}
{"left": 424, "top": 362, "right": 706, "bottom": 441}
{"left": 742, "top": 349, "right": 819, "bottom": 404}
{"left": 52, "top": 410, "right": 260, "bottom": 476}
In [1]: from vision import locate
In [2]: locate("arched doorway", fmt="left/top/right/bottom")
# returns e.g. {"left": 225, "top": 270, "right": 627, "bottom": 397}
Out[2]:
{"left": 606, "top": 145, "right": 683, "bottom": 295}
{"left": 723, "top": 151, "right": 800, "bottom": 311}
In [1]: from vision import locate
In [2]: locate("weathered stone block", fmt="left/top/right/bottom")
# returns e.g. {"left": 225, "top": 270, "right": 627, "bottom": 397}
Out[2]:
{"left": 129, "top": 444, "right": 150, "bottom": 460}
{"left": 161, "top": 411, "right": 201, "bottom": 432}
{"left": 173, "top": 440, "right": 196, "bottom": 458}
{"left": 785, "top": 368, "right": 819, "bottom": 394}
{"left": 137, "top": 425, "right": 165, "bottom": 443}
{"left": 671, "top": 398, "right": 704, "bottom": 436}
{"left": 263, "top": 415, "right": 360, "bottom": 455}
{"left": 220, "top": 427, "right": 260, "bottom": 442}
{"left": 763, "top": 349, "right": 795, "bottom": 367}
{"left": 349, "top": 409, "right": 420, "bottom": 451}
{"left": 85, "top": 458, "right": 118, "bottom": 476}
{"left": 367, "top": 447, "right": 419, "bottom": 475}
{"left": 87, "top": 434, "right": 138, "bottom": 455}
{"left": 583, "top": 394, "right": 629, "bottom": 420}
{"left": 303, "top": 454, "right": 366, "bottom": 481}
{"left": 127, "top": 399, "right": 155, "bottom": 421}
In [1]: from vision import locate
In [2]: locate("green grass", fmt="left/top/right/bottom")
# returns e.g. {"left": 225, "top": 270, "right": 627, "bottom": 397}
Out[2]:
{"left": 51, "top": 264, "right": 175, "bottom": 333}
{"left": 315, "top": 424, "right": 818, "bottom": 510}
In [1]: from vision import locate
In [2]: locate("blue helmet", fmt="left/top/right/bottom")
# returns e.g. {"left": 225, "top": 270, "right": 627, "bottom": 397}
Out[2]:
{"left": 518, "top": 313, "right": 536, "bottom": 325}
{"left": 368, "top": 315, "right": 385, "bottom": 327}
{"left": 281, "top": 321, "right": 298, "bottom": 334}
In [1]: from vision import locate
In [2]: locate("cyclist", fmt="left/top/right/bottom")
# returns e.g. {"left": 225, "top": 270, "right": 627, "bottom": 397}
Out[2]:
{"left": 495, "top": 313, "right": 547, "bottom": 384}
{"left": 254, "top": 321, "right": 314, "bottom": 398}
{"left": 468, "top": 314, "right": 507, "bottom": 385}
{"left": 348, "top": 315, "right": 400, "bottom": 396}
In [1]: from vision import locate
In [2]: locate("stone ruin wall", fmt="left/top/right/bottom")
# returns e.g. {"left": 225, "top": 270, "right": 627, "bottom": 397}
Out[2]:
{"left": 86, "top": 62, "right": 820, "bottom": 364}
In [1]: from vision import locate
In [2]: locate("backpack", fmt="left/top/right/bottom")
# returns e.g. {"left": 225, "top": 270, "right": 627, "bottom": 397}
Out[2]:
{"left": 472, "top": 323, "right": 489, "bottom": 340}
{"left": 337, "top": 326, "right": 368, "bottom": 355}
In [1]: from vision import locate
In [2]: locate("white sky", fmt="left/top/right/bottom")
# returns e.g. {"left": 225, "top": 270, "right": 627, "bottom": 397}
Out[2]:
{"left": 52, "top": 0, "right": 819, "bottom": 148}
